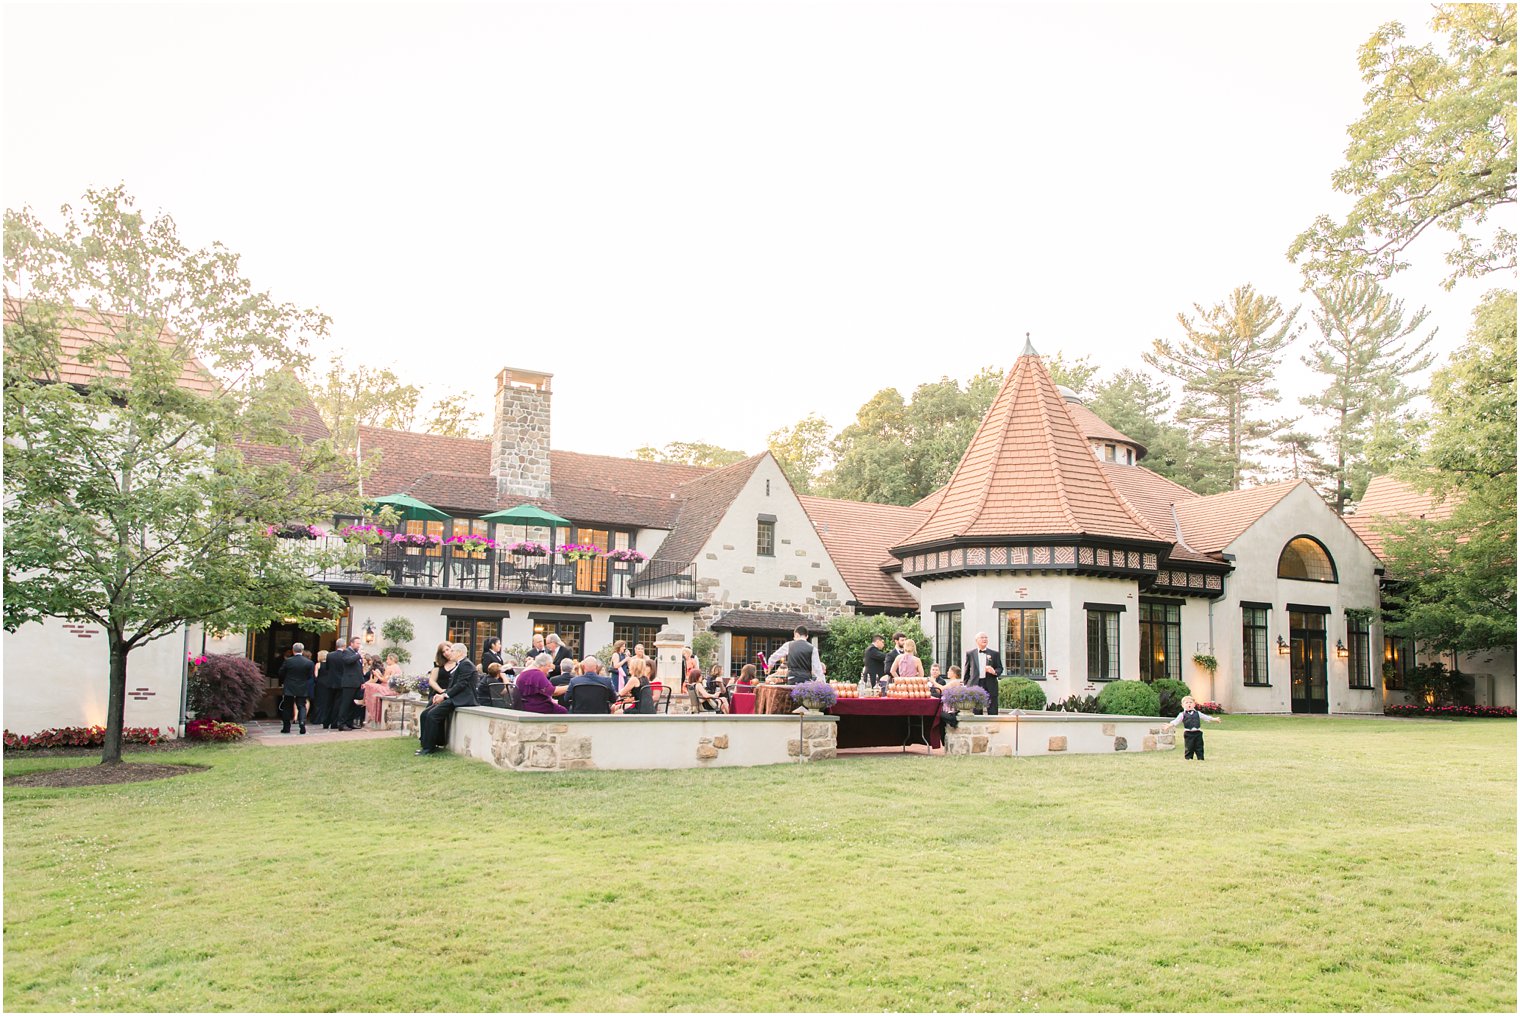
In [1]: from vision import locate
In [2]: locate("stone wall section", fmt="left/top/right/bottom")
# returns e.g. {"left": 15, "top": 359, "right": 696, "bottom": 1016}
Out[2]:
{"left": 942, "top": 714, "right": 1176, "bottom": 757}
{"left": 490, "top": 369, "right": 552, "bottom": 500}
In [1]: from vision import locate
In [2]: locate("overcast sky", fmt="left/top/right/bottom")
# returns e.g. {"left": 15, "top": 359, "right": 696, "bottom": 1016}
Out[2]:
{"left": 2, "top": 1, "right": 1493, "bottom": 463}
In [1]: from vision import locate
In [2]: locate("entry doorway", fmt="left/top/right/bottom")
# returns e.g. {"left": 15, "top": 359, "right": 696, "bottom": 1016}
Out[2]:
{"left": 249, "top": 621, "right": 335, "bottom": 718}
{"left": 1289, "top": 610, "right": 1328, "bottom": 714}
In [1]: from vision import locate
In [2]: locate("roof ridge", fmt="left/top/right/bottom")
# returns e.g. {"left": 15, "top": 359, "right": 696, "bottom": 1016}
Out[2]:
{"left": 1037, "top": 366, "right": 1083, "bottom": 534}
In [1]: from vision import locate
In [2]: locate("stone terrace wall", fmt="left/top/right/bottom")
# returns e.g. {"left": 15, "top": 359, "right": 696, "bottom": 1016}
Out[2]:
{"left": 447, "top": 707, "right": 838, "bottom": 771}
{"left": 943, "top": 713, "right": 1176, "bottom": 757}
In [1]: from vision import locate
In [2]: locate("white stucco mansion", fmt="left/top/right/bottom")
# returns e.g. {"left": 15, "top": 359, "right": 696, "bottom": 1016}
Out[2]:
{"left": 5, "top": 332, "right": 1515, "bottom": 735}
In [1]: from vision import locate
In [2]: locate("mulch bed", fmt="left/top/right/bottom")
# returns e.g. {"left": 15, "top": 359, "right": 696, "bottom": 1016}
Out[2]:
{"left": 5, "top": 762, "right": 209, "bottom": 788}
{"left": 3, "top": 739, "right": 202, "bottom": 760}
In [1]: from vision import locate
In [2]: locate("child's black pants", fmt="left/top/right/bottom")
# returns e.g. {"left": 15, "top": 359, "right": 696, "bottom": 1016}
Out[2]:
{"left": 1184, "top": 729, "right": 1204, "bottom": 760}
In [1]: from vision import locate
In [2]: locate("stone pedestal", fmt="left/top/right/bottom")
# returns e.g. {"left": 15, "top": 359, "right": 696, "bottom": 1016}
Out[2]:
{"left": 654, "top": 630, "right": 686, "bottom": 688}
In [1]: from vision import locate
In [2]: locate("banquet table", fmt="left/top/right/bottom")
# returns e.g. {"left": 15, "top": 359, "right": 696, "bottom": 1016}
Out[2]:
{"left": 829, "top": 697, "right": 943, "bottom": 751}
{"left": 754, "top": 683, "right": 795, "bottom": 715}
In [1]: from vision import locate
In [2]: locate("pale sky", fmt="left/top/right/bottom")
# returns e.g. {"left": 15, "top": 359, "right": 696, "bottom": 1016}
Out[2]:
{"left": 2, "top": 1, "right": 1495, "bottom": 463}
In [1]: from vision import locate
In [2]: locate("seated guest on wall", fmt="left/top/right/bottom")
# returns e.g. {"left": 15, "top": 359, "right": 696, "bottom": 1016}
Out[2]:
{"left": 567, "top": 657, "right": 616, "bottom": 714}
{"left": 417, "top": 643, "right": 479, "bottom": 755}
{"left": 362, "top": 661, "right": 390, "bottom": 727}
{"left": 618, "top": 657, "right": 655, "bottom": 714}
{"left": 513, "top": 666, "right": 567, "bottom": 715}
{"left": 926, "top": 662, "right": 946, "bottom": 695}
{"left": 419, "top": 642, "right": 452, "bottom": 745}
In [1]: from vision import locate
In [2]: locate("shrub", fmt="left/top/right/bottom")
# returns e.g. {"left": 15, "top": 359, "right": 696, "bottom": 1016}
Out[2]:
{"left": 3, "top": 726, "right": 166, "bottom": 750}
{"left": 1402, "top": 661, "right": 1473, "bottom": 708}
{"left": 692, "top": 631, "right": 721, "bottom": 671}
{"left": 185, "top": 718, "right": 248, "bottom": 742}
{"left": 999, "top": 676, "right": 1047, "bottom": 711}
{"left": 380, "top": 616, "right": 415, "bottom": 664}
{"left": 1096, "top": 680, "right": 1160, "bottom": 717}
{"left": 1151, "top": 678, "right": 1193, "bottom": 717}
{"left": 822, "top": 613, "right": 932, "bottom": 684}
{"left": 1385, "top": 703, "right": 1515, "bottom": 718}
{"left": 188, "top": 654, "right": 266, "bottom": 721}
{"left": 941, "top": 685, "right": 991, "bottom": 713}
{"left": 1196, "top": 701, "right": 1226, "bottom": 715}
{"left": 1050, "top": 694, "right": 1102, "bottom": 713}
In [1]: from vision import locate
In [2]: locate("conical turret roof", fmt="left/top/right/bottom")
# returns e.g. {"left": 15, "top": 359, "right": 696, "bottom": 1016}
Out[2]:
{"left": 893, "top": 346, "right": 1165, "bottom": 552}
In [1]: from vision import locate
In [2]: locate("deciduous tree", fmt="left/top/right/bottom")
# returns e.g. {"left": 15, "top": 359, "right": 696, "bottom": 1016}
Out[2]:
{"left": 767, "top": 413, "right": 831, "bottom": 494}
{"left": 631, "top": 441, "right": 749, "bottom": 468}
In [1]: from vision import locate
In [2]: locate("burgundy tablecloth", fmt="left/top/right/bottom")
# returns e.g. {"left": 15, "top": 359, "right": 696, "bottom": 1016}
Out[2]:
{"left": 829, "top": 697, "right": 943, "bottom": 750}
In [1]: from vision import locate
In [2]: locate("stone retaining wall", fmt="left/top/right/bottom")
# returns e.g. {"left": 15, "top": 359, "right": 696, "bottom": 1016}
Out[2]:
{"left": 447, "top": 707, "right": 838, "bottom": 771}
{"left": 943, "top": 712, "right": 1176, "bottom": 756}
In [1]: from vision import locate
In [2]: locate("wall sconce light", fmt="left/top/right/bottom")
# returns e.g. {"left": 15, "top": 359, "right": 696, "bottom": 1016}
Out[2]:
{"left": 1335, "top": 638, "right": 1348, "bottom": 658}
{"left": 363, "top": 619, "right": 376, "bottom": 644}
{"left": 1276, "top": 635, "right": 1290, "bottom": 655}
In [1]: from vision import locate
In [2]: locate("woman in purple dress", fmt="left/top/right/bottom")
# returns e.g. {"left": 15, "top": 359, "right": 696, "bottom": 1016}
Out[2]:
{"left": 512, "top": 668, "right": 567, "bottom": 715}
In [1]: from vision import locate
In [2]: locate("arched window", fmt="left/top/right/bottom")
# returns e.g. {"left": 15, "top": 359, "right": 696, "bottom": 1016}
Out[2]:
{"left": 1278, "top": 536, "right": 1337, "bottom": 582}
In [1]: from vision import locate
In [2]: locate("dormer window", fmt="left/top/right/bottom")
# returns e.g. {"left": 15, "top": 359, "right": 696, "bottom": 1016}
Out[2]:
{"left": 1104, "top": 444, "right": 1117, "bottom": 462}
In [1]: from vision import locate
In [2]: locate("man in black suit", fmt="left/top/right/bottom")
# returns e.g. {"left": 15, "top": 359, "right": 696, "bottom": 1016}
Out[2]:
{"left": 545, "top": 633, "right": 574, "bottom": 673}
{"left": 862, "top": 633, "right": 887, "bottom": 687}
{"left": 566, "top": 657, "right": 616, "bottom": 714}
{"left": 325, "top": 635, "right": 366, "bottom": 730}
{"left": 882, "top": 631, "right": 906, "bottom": 683}
{"left": 278, "top": 643, "right": 316, "bottom": 734}
{"left": 418, "top": 643, "right": 479, "bottom": 755}
{"left": 962, "top": 631, "right": 1003, "bottom": 715}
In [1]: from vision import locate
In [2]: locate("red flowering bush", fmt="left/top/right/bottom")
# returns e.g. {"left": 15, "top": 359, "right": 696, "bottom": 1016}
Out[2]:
{"left": 185, "top": 718, "right": 247, "bottom": 742}
{"left": 1197, "top": 701, "right": 1225, "bottom": 715}
{"left": 1385, "top": 703, "right": 1515, "bottom": 719}
{"left": 3, "top": 726, "right": 166, "bottom": 750}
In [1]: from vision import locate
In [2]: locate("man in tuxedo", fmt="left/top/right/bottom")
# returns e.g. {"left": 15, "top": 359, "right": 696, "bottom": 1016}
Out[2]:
{"left": 278, "top": 643, "right": 316, "bottom": 734}
{"left": 418, "top": 643, "right": 479, "bottom": 755}
{"left": 324, "top": 635, "right": 366, "bottom": 729}
{"left": 882, "top": 631, "right": 906, "bottom": 683}
{"left": 962, "top": 631, "right": 1003, "bottom": 715}
{"left": 566, "top": 657, "right": 616, "bottom": 714}
{"left": 862, "top": 633, "right": 887, "bottom": 686}
{"left": 545, "top": 633, "right": 574, "bottom": 672}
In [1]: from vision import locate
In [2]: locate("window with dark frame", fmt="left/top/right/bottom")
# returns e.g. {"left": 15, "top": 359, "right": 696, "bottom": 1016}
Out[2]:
{"left": 1243, "top": 607, "right": 1270, "bottom": 686}
{"left": 533, "top": 620, "right": 584, "bottom": 658}
{"left": 1087, "top": 609, "right": 1120, "bottom": 680}
{"left": 999, "top": 608, "right": 1045, "bottom": 678}
{"left": 1347, "top": 613, "right": 1372, "bottom": 688}
{"left": 445, "top": 616, "right": 503, "bottom": 662}
{"left": 613, "top": 622, "right": 661, "bottom": 653}
{"left": 757, "top": 519, "right": 775, "bottom": 556}
{"left": 1278, "top": 536, "right": 1337, "bottom": 582}
{"left": 730, "top": 632, "right": 790, "bottom": 677}
{"left": 1138, "top": 600, "right": 1182, "bottom": 682}
{"left": 1383, "top": 635, "right": 1412, "bottom": 690}
{"left": 934, "top": 608, "right": 962, "bottom": 673}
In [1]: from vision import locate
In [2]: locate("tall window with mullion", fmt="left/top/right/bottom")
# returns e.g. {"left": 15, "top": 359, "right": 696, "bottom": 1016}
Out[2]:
{"left": 613, "top": 622, "right": 660, "bottom": 653}
{"left": 1138, "top": 601, "right": 1181, "bottom": 682}
{"left": 1087, "top": 609, "right": 1120, "bottom": 680}
{"left": 999, "top": 608, "right": 1045, "bottom": 678}
{"left": 934, "top": 608, "right": 962, "bottom": 673}
{"left": 756, "top": 519, "right": 775, "bottom": 557}
{"left": 445, "top": 616, "right": 502, "bottom": 663}
{"left": 1347, "top": 612, "right": 1372, "bottom": 688}
{"left": 1242, "top": 607, "right": 1270, "bottom": 686}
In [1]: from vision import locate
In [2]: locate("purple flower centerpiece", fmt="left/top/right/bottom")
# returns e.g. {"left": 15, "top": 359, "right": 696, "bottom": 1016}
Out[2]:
{"left": 789, "top": 680, "right": 838, "bottom": 712}
{"left": 941, "top": 684, "right": 991, "bottom": 715}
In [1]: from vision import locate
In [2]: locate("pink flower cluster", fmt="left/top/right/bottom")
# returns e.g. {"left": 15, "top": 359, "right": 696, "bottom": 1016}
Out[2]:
{"left": 606, "top": 548, "right": 648, "bottom": 563}
{"left": 4, "top": 725, "right": 168, "bottom": 749}
{"left": 187, "top": 653, "right": 209, "bottom": 666}
{"left": 1385, "top": 704, "right": 1515, "bottom": 718}
{"left": 557, "top": 543, "right": 605, "bottom": 556}
{"left": 337, "top": 525, "right": 497, "bottom": 551}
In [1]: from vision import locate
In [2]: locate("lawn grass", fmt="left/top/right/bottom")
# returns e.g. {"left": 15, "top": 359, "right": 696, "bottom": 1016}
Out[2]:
{"left": 4, "top": 715, "right": 1514, "bottom": 1012}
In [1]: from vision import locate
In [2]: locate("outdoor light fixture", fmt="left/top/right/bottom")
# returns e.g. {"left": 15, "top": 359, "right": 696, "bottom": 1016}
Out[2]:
{"left": 1276, "top": 635, "right": 1290, "bottom": 655}
{"left": 363, "top": 619, "right": 376, "bottom": 644}
{"left": 1335, "top": 639, "right": 1348, "bottom": 658}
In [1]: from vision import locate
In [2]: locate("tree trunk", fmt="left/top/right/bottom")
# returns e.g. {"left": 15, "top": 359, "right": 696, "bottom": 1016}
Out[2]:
{"left": 102, "top": 638, "right": 130, "bottom": 765}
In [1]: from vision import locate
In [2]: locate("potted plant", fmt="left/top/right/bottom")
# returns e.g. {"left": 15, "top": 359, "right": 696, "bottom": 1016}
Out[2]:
{"left": 941, "top": 684, "right": 991, "bottom": 715}
{"left": 606, "top": 548, "right": 648, "bottom": 564}
{"left": 266, "top": 523, "right": 325, "bottom": 540}
{"left": 789, "top": 680, "right": 838, "bottom": 713}
{"left": 557, "top": 542, "right": 604, "bottom": 562}
{"left": 504, "top": 540, "right": 548, "bottom": 557}
{"left": 444, "top": 533, "right": 496, "bottom": 553}
{"left": 1191, "top": 652, "right": 1218, "bottom": 675}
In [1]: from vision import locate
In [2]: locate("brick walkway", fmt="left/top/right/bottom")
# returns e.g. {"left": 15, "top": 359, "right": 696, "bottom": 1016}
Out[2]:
{"left": 242, "top": 718, "right": 406, "bottom": 747}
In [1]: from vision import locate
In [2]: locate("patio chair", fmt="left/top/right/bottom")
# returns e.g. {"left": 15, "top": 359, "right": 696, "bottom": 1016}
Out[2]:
{"left": 568, "top": 681, "right": 615, "bottom": 714}
{"left": 647, "top": 681, "right": 673, "bottom": 714}
{"left": 482, "top": 680, "right": 511, "bottom": 709}
{"left": 730, "top": 683, "right": 756, "bottom": 715}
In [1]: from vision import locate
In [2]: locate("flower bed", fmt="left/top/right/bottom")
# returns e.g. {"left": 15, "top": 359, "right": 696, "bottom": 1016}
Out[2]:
{"left": 185, "top": 718, "right": 248, "bottom": 742}
{"left": 1197, "top": 701, "right": 1226, "bottom": 715}
{"left": 4, "top": 725, "right": 168, "bottom": 750}
{"left": 1384, "top": 704, "right": 1515, "bottom": 718}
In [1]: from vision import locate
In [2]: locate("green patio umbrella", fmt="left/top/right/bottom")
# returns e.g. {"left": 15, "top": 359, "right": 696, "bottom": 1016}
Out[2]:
{"left": 366, "top": 492, "right": 451, "bottom": 522}
{"left": 479, "top": 504, "right": 572, "bottom": 527}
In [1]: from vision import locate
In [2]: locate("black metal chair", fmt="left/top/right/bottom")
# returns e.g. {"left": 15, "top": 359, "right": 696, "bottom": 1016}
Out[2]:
{"left": 568, "top": 681, "right": 615, "bottom": 714}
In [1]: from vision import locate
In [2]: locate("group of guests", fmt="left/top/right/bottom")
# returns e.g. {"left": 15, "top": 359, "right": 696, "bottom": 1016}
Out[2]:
{"left": 275, "top": 638, "right": 400, "bottom": 734}
{"left": 862, "top": 628, "right": 1004, "bottom": 714}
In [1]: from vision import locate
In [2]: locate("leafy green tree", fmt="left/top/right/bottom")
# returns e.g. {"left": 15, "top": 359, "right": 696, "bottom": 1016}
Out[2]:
{"left": 1044, "top": 352, "right": 1099, "bottom": 395}
{"left": 767, "top": 413, "right": 832, "bottom": 494}
{"left": 1270, "top": 430, "right": 1336, "bottom": 489}
{"left": 1144, "top": 285, "right": 1303, "bottom": 489}
{"left": 1086, "top": 369, "right": 1234, "bottom": 494}
{"left": 309, "top": 359, "right": 421, "bottom": 449}
{"left": 1290, "top": 4, "right": 1517, "bottom": 287}
{"left": 820, "top": 613, "right": 932, "bottom": 683}
{"left": 631, "top": 441, "right": 748, "bottom": 468}
{"left": 3, "top": 187, "right": 370, "bottom": 765}
{"left": 1301, "top": 277, "right": 1435, "bottom": 511}
{"left": 1380, "top": 290, "right": 1516, "bottom": 654}
{"left": 424, "top": 392, "right": 485, "bottom": 439}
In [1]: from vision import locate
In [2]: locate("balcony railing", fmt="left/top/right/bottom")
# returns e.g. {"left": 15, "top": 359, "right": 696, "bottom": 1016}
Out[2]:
{"left": 310, "top": 539, "right": 699, "bottom": 601}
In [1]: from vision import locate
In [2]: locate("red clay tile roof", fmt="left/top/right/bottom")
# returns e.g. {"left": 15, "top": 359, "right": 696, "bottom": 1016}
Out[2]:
{"left": 4, "top": 297, "right": 217, "bottom": 395}
{"left": 1098, "top": 464, "right": 1219, "bottom": 566}
{"left": 911, "top": 487, "right": 946, "bottom": 512}
{"left": 1067, "top": 401, "right": 1147, "bottom": 458}
{"left": 354, "top": 425, "right": 713, "bottom": 529}
{"left": 649, "top": 454, "right": 767, "bottom": 567}
{"left": 236, "top": 379, "right": 333, "bottom": 468}
{"left": 894, "top": 352, "right": 1166, "bottom": 551}
{"left": 1171, "top": 481, "right": 1303, "bottom": 553}
{"left": 708, "top": 608, "right": 827, "bottom": 633}
{"left": 798, "top": 494, "right": 926, "bottom": 610}
{"left": 1344, "top": 475, "right": 1458, "bottom": 560}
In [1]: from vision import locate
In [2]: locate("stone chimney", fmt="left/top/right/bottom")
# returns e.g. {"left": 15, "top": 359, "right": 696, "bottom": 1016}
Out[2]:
{"left": 491, "top": 367, "right": 553, "bottom": 500}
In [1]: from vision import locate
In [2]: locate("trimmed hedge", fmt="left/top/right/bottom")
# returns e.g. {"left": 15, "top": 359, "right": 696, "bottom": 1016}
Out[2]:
{"left": 1151, "top": 678, "right": 1193, "bottom": 717}
{"left": 999, "top": 676, "right": 1047, "bottom": 711}
{"left": 1095, "top": 680, "right": 1160, "bottom": 717}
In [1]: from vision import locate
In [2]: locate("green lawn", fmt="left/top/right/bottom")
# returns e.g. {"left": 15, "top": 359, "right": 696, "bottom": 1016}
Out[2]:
{"left": 4, "top": 716, "right": 1515, "bottom": 1012}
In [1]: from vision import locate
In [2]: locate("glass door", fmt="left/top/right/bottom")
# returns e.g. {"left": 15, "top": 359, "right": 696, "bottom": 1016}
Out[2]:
{"left": 1289, "top": 611, "right": 1328, "bottom": 714}
{"left": 571, "top": 527, "right": 610, "bottom": 594}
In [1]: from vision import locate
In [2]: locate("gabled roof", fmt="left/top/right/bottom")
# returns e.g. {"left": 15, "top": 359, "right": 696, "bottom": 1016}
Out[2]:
{"left": 1344, "top": 475, "right": 1458, "bottom": 560}
{"left": 1171, "top": 481, "right": 1302, "bottom": 553}
{"left": 4, "top": 297, "right": 217, "bottom": 396}
{"left": 1067, "top": 401, "right": 1147, "bottom": 458}
{"left": 798, "top": 494, "right": 926, "bottom": 610}
{"left": 355, "top": 426, "right": 712, "bottom": 529}
{"left": 648, "top": 454, "right": 768, "bottom": 567}
{"left": 1098, "top": 463, "right": 1218, "bottom": 566}
{"left": 894, "top": 349, "right": 1165, "bottom": 552}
